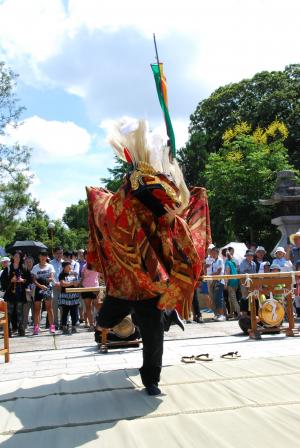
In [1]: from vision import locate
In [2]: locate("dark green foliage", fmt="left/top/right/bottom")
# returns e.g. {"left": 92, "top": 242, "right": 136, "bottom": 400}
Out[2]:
{"left": 188, "top": 64, "right": 300, "bottom": 170}
{"left": 205, "top": 127, "right": 297, "bottom": 248}
{"left": 63, "top": 199, "right": 88, "bottom": 231}
{"left": 101, "top": 156, "right": 128, "bottom": 192}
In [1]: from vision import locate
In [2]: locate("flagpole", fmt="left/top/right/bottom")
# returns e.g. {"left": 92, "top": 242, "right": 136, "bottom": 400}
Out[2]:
{"left": 152, "top": 33, "right": 173, "bottom": 158}
{"left": 153, "top": 33, "right": 160, "bottom": 67}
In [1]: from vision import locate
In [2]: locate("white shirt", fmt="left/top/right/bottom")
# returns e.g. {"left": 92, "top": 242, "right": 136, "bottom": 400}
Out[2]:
{"left": 211, "top": 258, "right": 225, "bottom": 284}
{"left": 31, "top": 263, "right": 55, "bottom": 281}
{"left": 205, "top": 256, "right": 214, "bottom": 275}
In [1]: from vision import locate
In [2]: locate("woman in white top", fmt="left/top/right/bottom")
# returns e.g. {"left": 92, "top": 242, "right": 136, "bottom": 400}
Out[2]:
{"left": 31, "top": 251, "right": 55, "bottom": 335}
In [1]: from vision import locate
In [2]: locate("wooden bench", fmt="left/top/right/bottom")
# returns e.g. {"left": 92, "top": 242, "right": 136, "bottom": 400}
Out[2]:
{"left": 0, "top": 301, "right": 10, "bottom": 363}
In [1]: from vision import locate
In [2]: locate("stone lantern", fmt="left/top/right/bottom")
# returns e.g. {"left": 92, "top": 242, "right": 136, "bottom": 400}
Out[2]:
{"left": 260, "top": 170, "right": 300, "bottom": 252}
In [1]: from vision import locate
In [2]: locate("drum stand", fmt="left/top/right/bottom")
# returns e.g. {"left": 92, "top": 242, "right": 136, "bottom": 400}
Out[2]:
{"left": 247, "top": 277, "right": 299, "bottom": 340}
{"left": 98, "top": 329, "right": 141, "bottom": 353}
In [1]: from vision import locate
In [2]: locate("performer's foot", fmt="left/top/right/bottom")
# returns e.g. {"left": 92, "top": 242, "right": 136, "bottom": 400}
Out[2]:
{"left": 170, "top": 309, "right": 185, "bottom": 331}
{"left": 146, "top": 384, "right": 161, "bottom": 396}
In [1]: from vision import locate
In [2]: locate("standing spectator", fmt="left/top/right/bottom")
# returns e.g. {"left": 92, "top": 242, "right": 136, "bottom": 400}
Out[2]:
{"left": 206, "top": 244, "right": 215, "bottom": 310}
{"left": 294, "top": 260, "right": 300, "bottom": 317}
{"left": 287, "top": 230, "right": 300, "bottom": 268}
{"left": 239, "top": 250, "right": 256, "bottom": 316}
{"left": 77, "top": 249, "right": 87, "bottom": 323}
{"left": 273, "top": 247, "right": 293, "bottom": 272}
{"left": 58, "top": 261, "right": 81, "bottom": 334}
{"left": 23, "top": 256, "right": 35, "bottom": 329}
{"left": 81, "top": 262, "right": 100, "bottom": 330}
{"left": 210, "top": 247, "right": 226, "bottom": 321}
{"left": 50, "top": 246, "right": 64, "bottom": 328}
{"left": 0, "top": 256, "right": 10, "bottom": 279}
{"left": 77, "top": 249, "right": 86, "bottom": 277}
{"left": 225, "top": 251, "right": 240, "bottom": 318}
{"left": 31, "top": 250, "right": 55, "bottom": 335}
{"left": 1, "top": 251, "right": 30, "bottom": 337}
{"left": 227, "top": 247, "right": 240, "bottom": 271}
{"left": 255, "top": 246, "right": 267, "bottom": 273}
{"left": 63, "top": 250, "right": 80, "bottom": 277}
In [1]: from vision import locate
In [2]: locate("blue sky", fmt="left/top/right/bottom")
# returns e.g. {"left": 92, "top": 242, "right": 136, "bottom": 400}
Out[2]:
{"left": 0, "top": 0, "right": 299, "bottom": 218}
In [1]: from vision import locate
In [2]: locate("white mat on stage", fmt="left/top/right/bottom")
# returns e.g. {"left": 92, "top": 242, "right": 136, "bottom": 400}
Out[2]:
{"left": 1, "top": 355, "right": 300, "bottom": 447}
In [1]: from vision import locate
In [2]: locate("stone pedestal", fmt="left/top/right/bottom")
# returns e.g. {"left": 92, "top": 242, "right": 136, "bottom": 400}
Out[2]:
{"left": 271, "top": 216, "right": 300, "bottom": 252}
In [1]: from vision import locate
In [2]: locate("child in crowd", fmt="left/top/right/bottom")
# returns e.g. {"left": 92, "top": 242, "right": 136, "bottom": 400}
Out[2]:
{"left": 58, "top": 261, "right": 81, "bottom": 334}
{"left": 273, "top": 247, "right": 293, "bottom": 272}
{"left": 81, "top": 262, "right": 101, "bottom": 330}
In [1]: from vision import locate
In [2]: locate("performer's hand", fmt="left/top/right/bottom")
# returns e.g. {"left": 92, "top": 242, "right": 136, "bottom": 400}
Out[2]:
{"left": 164, "top": 204, "right": 184, "bottom": 223}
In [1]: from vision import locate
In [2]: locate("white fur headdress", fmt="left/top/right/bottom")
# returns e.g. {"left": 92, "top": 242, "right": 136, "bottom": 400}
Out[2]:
{"left": 107, "top": 117, "right": 190, "bottom": 210}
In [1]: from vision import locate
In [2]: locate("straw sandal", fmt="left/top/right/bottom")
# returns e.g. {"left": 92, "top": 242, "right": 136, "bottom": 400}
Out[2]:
{"left": 181, "top": 356, "right": 196, "bottom": 363}
{"left": 195, "top": 353, "right": 213, "bottom": 362}
{"left": 220, "top": 351, "right": 241, "bottom": 360}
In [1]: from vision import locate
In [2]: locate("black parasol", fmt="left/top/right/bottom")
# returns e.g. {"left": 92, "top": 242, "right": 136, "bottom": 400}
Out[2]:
{"left": 6, "top": 240, "right": 48, "bottom": 262}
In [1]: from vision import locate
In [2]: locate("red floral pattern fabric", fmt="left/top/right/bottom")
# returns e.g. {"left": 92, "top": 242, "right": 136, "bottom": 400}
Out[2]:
{"left": 86, "top": 183, "right": 211, "bottom": 319}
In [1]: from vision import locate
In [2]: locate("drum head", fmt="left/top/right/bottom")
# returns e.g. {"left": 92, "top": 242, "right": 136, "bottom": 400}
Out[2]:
{"left": 112, "top": 315, "right": 135, "bottom": 338}
{"left": 258, "top": 301, "right": 284, "bottom": 327}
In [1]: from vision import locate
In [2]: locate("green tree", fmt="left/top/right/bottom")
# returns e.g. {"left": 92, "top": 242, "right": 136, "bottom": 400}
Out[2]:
{"left": 0, "top": 62, "right": 31, "bottom": 242}
{"left": 101, "top": 157, "right": 128, "bottom": 192}
{"left": 177, "top": 131, "right": 208, "bottom": 187}
{"left": 11, "top": 200, "right": 88, "bottom": 253}
{"left": 205, "top": 121, "right": 297, "bottom": 248}
{"left": 188, "top": 64, "right": 300, "bottom": 171}
{"left": 63, "top": 199, "right": 88, "bottom": 231}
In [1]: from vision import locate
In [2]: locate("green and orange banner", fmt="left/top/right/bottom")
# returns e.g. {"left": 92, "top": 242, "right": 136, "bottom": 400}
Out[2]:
{"left": 151, "top": 63, "right": 176, "bottom": 158}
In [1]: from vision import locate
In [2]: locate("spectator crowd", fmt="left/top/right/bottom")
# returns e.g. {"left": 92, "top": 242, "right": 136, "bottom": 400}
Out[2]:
{"left": 0, "top": 247, "right": 103, "bottom": 337}
{"left": 2, "top": 229, "right": 300, "bottom": 337}
{"left": 192, "top": 229, "right": 300, "bottom": 324}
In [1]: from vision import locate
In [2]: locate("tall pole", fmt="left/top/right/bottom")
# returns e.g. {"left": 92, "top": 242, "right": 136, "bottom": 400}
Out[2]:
{"left": 152, "top": 33, "right": 173, "bottom": 158}
{"left": 153, "top": 33, "right": 160, "bottom": 66}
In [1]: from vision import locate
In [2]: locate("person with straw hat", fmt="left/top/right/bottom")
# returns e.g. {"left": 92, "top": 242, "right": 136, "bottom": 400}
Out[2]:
{"left": 287, "top": 229, "right": 300, "bottom": 268}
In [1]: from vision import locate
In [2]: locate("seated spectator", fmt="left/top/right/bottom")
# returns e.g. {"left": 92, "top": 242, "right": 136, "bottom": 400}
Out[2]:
{"left": 273, "top": 247, "right": 293, "bottom": 272}
{"left": 1, "top": 251, "right": 30, "bottom": 337}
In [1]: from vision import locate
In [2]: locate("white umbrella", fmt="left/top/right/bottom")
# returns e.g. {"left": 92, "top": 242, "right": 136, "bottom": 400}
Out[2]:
{"left": 221, "top": 242, "right": 248, "bottom": 263}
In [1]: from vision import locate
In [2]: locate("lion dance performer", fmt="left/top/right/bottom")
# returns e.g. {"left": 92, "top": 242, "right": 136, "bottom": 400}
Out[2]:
{"left": 86, "top": 119, "right": 211, "bottom": 395}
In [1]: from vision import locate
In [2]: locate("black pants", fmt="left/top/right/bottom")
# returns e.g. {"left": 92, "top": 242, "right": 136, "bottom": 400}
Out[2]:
{"left": 97, "top": 295, "right": 164, "bottom": 387}
{"left": 61, "top": 304, "right": 78, "bottom": 326}
{"left": 7, "top": 302, "right": 24, "bottom": 330}
{"left": 192, "top": 288, "right": 201, "bottom": 317}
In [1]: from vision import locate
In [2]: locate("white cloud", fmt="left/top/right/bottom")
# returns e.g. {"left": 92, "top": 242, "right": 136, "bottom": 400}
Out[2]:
{"left": 0, "top": 0, "right": 66, "bottom": 83}
{"left": 2, "top": 116, "right": 92, "bottom": 160}
{"left": 1, "top": 0, "right": 299, "bottom": 125}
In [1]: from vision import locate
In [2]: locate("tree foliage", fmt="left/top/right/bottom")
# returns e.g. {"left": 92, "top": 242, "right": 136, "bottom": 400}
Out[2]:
{"left": 205, "top": 121, "right": 297, "bottom": 248}
{"left": 101, "top": 156, "right": 128, "bottom": 192}
{"left": 9, "top": 200, "right": 88, "bottom": 253}
{"left": 177, "top": 131, "right": 208, "bottom": 187}
{"left": 188, "top": 64, "right": 300, "bottom": 170}
{"left": 0, "top": 62, "right": 32, "bottom": 241}
{"left": 63, "top": 199, "right": 88, "bottom": 231}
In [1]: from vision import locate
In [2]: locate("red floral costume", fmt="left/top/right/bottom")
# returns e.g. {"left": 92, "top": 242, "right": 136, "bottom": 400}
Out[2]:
{"left": 86, "top": 182, "right": 211, "bottom": 319}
